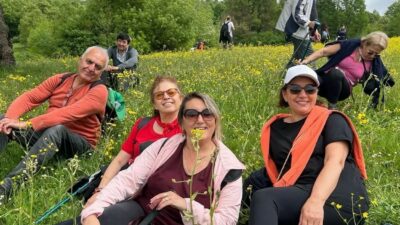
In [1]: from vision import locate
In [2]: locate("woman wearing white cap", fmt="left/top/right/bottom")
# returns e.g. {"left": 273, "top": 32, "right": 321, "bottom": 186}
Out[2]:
{"left": 245, "top": 65, "right": 369, "bottom": 225}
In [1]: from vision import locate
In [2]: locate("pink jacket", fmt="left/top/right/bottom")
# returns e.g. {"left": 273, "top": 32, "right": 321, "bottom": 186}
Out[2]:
{"left": 81, "top": 134, "right": 245, "bottom": 225}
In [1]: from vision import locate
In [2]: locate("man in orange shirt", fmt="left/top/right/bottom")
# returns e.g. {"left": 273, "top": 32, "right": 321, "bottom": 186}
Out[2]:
{"left": 0, "top": 46, "right": 109, "bottom": 202}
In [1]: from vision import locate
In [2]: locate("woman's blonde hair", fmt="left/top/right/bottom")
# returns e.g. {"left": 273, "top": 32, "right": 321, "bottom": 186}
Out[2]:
{"left": 361, "top": 31, "right": 388, "bottom": 50}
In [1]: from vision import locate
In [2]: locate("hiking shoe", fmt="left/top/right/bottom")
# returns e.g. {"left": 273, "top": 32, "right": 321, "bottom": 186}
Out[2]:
{"left": 0, "top": 133, "right": 8, "bottom": 152}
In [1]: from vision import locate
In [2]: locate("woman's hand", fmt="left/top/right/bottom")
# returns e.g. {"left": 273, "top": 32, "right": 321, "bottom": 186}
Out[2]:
{"left": 82, "top": 215, "right": 100, "bottom": 225}
{"left": 84, "top": 192, "right": 100, "bottom": 208}
{"left": 150, "top": 191, "right": 187, "bottom": 211}
{"left": 298, "top": 197, "right": 324, "bottom": 225}
{"left": 298, "top": 59, "right": 309, "bottom": 65}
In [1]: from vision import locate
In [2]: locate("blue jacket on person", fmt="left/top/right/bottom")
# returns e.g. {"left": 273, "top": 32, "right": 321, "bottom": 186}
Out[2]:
{"left": 316, "top": 39, "right": 394, "bottom": 106}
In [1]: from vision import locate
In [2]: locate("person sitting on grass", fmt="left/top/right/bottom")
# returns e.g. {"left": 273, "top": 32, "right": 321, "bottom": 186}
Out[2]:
{"left": 84, "top": 75, "right": 183, "bottom": 206}
{"left": 244, "top": 65, "right": 369, "bottom": 225}
{"left": 56, "top": 92, "right": 245, "bottom": 225}
{"left": 0, "top": 46, "right": 109, "bottom": 203}
{"left": 102, "top": 32, "right": 139, "bottom": 90}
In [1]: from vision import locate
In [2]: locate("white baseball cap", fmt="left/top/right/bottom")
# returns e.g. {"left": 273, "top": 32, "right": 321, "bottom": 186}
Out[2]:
{"left": 284, "top": 65, "right": 320, "bottom": 86}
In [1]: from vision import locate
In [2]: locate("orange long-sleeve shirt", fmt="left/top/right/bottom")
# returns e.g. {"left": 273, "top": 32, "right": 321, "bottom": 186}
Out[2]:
{"left": 5, "top": 73, "right": 108, "bottom": 147}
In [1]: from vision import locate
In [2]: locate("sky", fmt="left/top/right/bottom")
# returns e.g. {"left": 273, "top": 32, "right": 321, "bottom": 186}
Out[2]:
{"left": 365, "top": 0, "right": 395, "bottom": 15}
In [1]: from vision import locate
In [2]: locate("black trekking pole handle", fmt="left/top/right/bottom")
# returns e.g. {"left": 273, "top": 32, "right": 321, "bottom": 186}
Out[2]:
{"left": 309, "top": 21, "right": 321, "bottom": 36}
{"left": 300, "top": 21, "right": 321, "bottom": 61}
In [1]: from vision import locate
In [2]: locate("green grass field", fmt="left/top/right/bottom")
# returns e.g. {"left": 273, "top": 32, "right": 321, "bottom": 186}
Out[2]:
{"left": 1, "top": 40, "right": 399, "bottom": 224}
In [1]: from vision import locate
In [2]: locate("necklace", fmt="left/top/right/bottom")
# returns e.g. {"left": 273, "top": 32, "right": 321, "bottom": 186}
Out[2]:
{"left": 183, "top": 145, "right": 216, "bottom": 175}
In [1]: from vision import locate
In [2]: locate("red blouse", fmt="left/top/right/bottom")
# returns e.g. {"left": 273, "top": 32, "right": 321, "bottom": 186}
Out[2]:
{"left": 121, "top": 116, "right": 182, "bottom": 162}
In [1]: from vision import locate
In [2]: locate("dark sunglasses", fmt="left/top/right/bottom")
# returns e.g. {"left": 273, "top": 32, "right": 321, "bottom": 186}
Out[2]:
{"left": 287, "top": 84, "right": 318, "bottom": 95}
{"left": 183, "top": 109, "right": 215, "bottom": 121}
{"left": 153, "top": 88, "right": 179, "bottom": 100}
{"left": 367, "top": 50, "right": 380, "bottom": 57}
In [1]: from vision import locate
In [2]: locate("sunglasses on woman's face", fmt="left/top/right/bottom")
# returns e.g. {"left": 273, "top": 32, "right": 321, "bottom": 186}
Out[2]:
{"left": 287, "top": 84, "right": 318, "bottom": 95}
{"left": 366, "top": 49, "right": 380, "bottom": 57}
{"left": 153, "top": 88, "right": 179, "bottom": 100}
{"left": 183, "top": 109, "right": 215, "bottom": 122}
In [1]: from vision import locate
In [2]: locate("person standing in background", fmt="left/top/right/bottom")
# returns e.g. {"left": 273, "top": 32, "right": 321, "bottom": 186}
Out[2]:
{"left": 219, "top": 16, "right": 235, "bottom": 49}
{"left": 276, "top": 0, "right": 321, "bottom": 68}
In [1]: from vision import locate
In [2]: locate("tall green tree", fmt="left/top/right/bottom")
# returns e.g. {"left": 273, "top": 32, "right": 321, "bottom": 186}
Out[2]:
{"left": 205, "top": 0, "right": 226, "bottom": 25}
{"left": 318, "top": 0, "right": 367, "bottom": 38}
{"left": 223, "top": 0, "right": 281, "bottom": 44}
{"left": 383, "top": 1, "right": 400, "bottom": 36}
{"left": 0, "top": 4, "right": 15, "bottom": 65}
{"left": 58, "top": 0, "right": 216, "bottom": 54}
{"left": 364, "top": 10, "right": 384, "bottom": 34}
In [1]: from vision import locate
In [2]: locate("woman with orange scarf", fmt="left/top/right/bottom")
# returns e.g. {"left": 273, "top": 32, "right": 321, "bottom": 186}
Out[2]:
{"left": 246, "top": 65, "right": 369, "bottom": 225}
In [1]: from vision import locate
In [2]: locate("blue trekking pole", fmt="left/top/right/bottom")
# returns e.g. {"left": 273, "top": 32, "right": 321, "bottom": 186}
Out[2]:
{"left": 34, "top": 169, "right": 102, "bottom": 224}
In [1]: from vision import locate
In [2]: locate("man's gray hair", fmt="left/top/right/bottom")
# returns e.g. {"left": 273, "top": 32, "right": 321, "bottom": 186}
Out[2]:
{"left": 81, "top": 46, "right": 109, "bottom": 70}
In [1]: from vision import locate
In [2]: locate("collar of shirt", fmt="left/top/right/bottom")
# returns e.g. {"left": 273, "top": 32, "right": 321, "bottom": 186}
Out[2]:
{"left": 116, "top": 49, "right": 128, "bottom": 63}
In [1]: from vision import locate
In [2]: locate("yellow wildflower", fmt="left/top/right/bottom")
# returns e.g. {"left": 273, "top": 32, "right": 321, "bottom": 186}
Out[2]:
{"left": 191, "top": 128, "right": 205, "bottom": 141}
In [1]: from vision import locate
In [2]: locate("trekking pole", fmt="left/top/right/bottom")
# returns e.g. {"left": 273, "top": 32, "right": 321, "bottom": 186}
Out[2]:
{"left": 280, "top": 31, "right": 310, "bottom": 77}
{"left": 34, "top": 169, "right": 102, "bottom": 224}
{"left": 280, "top": 21, "right": 321, "bottom": 77}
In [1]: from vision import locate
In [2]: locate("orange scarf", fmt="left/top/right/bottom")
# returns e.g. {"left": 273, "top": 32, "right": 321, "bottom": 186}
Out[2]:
{"left": 260, "top": 106, "right": 367, "bottom": 187}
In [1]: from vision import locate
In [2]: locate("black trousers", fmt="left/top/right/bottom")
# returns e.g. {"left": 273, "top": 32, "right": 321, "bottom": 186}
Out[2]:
{"left": 318, "top": 68, "right": 351, "bottom": 104}
{"left": 56, "top": 199, "right": 145, "bottom": 225}
{"left": 101, "top": 70, "right": 139, "bottom": 92}
{"left": 0, "top": 119, "right": 91, "bottom": 189}
{"left": 244, "top": 168, "right": 364, "bottom": 225}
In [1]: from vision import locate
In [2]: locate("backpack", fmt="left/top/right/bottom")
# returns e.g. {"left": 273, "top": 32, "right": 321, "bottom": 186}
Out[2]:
{"left": 221, "top": 22, "right": 230, "bottom": 38}
{"left": 57, "top": 73, "right": 126, "bottom": 124}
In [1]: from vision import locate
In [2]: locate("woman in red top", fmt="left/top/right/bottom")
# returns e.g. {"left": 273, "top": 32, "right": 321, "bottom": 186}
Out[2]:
{"left": 86, "top": 75, "right": 183, "bottom": 205}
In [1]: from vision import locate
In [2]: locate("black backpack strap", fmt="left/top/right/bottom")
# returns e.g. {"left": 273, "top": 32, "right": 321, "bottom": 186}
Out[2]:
{"left": 55, "top": 72, "right": 75, "bottom": 89}
{"left": 89, "top": 79, "right": 106, "bottom": 89}
{"left": 138, "top": 117, "right": 152, "bottom": 130}
{"left": 56, "top": 73, "right": 106, "bottom": 90}
{"left": 87, "top": 80, "right": 107, "bottom": 122}
{"left": 158, "top": 138, "right": 169, "bottom": 153}
{"left": 136, "top": 117, "right": 153, "bottom": 153}
{"left": 221, "top": 169, "right": 243, "bottom": 190}
{"left": 46, "top": 72, "right": 75, "bottom": 102}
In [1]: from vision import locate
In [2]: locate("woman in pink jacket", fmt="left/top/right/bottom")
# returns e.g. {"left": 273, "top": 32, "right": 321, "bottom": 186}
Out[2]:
{"left": 57, "top": 92, "right": 245, "bottom": 225}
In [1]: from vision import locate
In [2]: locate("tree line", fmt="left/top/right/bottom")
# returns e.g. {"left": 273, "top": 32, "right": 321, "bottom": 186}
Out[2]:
{"left": 0, "top": 0, "right": 399, "bottom": 62}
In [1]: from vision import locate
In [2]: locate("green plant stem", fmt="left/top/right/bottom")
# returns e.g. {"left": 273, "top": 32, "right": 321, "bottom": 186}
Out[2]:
{"left": 188, "top": 139, "right": 200, "bottom": 225}
{"left": 208, "top": 150, "right": 217, "bottom": 225}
